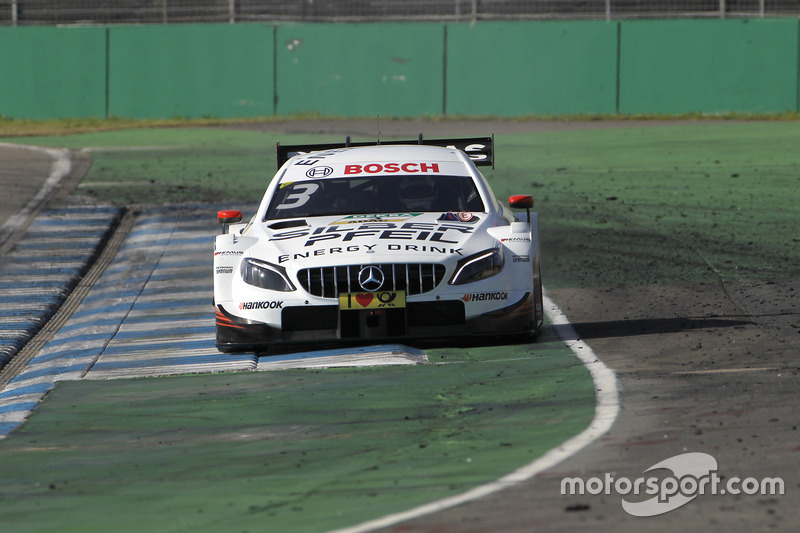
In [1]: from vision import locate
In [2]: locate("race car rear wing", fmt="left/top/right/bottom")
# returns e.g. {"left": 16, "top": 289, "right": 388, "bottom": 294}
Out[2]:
{"left": 276, "top": 134, "right": 494, "bottom": 169}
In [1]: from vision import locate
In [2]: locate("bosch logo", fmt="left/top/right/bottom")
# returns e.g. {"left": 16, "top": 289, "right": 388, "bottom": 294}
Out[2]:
{"left": 306, "top": 165, "right": 333, "bottom": 178}
{"left": 358, "top": 266, "right": 385, "bottom": 292}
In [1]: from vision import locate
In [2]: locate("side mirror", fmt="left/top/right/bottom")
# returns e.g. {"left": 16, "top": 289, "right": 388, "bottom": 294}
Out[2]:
{"left": 509, "top": 195, "right": 533, "bottom": 209}
{"left": 508, "top": 195, "right": 533, "bottom": 223}
{"left": 218, "top": 210, "right": 242, "bottom": 234}
{"left": 218, "top": 210, "right": 242, "bottom": 224}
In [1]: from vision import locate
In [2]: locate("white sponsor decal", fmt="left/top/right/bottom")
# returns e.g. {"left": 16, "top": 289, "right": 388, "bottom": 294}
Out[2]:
{"left": 277, "top": 243, "right": 463, "bottom": 264}
{"left": 460, "top": 292, "right": 509, "bottom": 302}
{"left": 561, "top": 452, "right": 785, "bottom": 517}
{"left": 239, "top": 301, "right": 284, "bottom": 310}
{"left": 271, "top": 221, "right": 473, "bottom": 248}
{"left": 344, "top": 162, "right": 440, "bottom": 175}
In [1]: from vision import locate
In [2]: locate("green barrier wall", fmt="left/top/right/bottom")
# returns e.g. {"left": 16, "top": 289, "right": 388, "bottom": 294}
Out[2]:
{"left": 0, "top": 27, "right": 107, "bottom": 119}
{"left": 275, "top": 23, "right": 445, "bottom": 117}
{"left": 620, "top": 18, "right": 799, "bottom": 114}
{"left": 108, "top": 24, "right": 274, "bottom": 119}
{"left": 446, "top": 21, "right": 618, "bottom": 116}
{"left": 0, "top": 20, "right": 798, "bottom": 120}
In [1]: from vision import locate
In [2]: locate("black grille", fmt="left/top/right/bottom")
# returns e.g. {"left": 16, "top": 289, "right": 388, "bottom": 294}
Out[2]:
{"left": 297, "top": 264, "right": 446, "bottom": 299}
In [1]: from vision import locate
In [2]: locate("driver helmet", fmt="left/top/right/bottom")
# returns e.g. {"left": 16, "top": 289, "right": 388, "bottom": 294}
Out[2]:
{"left": 398, "top": 177, "right": 437, "bottom": 211}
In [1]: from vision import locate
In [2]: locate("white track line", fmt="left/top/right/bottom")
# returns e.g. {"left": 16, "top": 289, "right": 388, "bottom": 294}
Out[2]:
{"left": 330, "top": 292, "right": 620, "bottom": 533}
{"left": 0, "top": 143, "right": 71, "bottom": 243}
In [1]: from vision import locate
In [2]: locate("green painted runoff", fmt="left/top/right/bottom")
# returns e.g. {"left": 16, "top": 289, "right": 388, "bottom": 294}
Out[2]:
{"left": 0, "top": 340, "right": 592, "bottom": 533}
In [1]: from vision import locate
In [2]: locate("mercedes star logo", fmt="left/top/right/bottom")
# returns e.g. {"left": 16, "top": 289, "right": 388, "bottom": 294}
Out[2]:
{"left": 358, "top": 266, "right": 385, "bottom": 292}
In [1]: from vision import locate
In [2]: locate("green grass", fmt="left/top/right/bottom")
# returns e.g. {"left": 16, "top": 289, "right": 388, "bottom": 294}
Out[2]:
{"left": 5, "top": 119, "right": 796, "bottom": 285}
{"left": 4, "top": 112, "right": 800, "bottom": 137}
{"left": 491, "top": 122, "right": 800, "bottom": 285}
{"left": 0, "top": 340, "right": 593, "bottom": 533}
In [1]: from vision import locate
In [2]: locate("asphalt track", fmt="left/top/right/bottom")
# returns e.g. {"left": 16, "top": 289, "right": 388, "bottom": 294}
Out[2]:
{"left": 0, "top": 123, "right": 798, "bottom": 532}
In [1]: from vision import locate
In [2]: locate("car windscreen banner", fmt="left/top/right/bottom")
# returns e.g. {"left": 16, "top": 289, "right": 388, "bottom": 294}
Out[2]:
{"left": 276, "top": 135, "right": 494, "bottom": 169}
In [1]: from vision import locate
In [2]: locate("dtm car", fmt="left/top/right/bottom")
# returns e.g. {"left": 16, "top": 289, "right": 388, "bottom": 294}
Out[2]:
{"left": 214, "top": 136, "right": 542, "bottom": 352}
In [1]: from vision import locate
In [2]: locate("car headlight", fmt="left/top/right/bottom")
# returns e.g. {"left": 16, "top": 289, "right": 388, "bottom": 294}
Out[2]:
{"left": 449, "top": 248, "right": 504, "bottom": 285}
{"left": 241, "top": 258, "right": 295, "bottom": 291}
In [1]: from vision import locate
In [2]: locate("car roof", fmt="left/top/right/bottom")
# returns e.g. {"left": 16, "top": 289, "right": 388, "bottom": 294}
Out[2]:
{"left": 279, "top": 144, "right": 475, "bottom": 183}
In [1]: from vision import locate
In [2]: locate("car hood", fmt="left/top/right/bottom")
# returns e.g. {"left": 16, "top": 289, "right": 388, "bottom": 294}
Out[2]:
{"left": 248, "top": 212, "right": 498, "bottom": 267}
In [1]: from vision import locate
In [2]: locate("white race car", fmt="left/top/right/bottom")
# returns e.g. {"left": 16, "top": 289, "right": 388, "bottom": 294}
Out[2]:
{"left": 214, "top": 136, "right": 542, "bottom": 352}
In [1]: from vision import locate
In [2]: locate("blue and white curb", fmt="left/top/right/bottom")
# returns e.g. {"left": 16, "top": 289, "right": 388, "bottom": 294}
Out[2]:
{"left": 0, "top": 205, "right": 122, "bottom": 369}
{"left": 258, "top": 344, "right": 426, "bottom": 371}
{"left": 0, "top": 206, "right": 252, "bottom": 436}
{"left": 0, "top": 204, "right": 427, "bottom": 438}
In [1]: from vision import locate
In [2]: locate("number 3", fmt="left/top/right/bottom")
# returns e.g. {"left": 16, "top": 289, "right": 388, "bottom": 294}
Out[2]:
{"left": 276, "top": 183, "right": 320, "bottom": 210}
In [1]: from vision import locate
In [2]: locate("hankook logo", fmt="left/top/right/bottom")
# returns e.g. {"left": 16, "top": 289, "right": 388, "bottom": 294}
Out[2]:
{"left": 306, "top": 165, "right": 334, "bottom": 178}
{"left": 358, "top": 266, "right": 385, "bottom": 292}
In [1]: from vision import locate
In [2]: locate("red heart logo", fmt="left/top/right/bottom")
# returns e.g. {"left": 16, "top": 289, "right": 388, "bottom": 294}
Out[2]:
{"left": 355, "top": 293, "right": 374, "bottom": 307}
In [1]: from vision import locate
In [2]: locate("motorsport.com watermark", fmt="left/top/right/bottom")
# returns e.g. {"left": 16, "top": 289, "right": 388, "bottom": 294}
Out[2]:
{"left": 561, "top": 452, "right": 785, "bottom": 517}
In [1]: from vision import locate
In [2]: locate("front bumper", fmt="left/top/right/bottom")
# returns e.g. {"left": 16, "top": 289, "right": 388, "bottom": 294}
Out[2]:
{"left": 215, "top": 292, "right": 535, "bottom": 352}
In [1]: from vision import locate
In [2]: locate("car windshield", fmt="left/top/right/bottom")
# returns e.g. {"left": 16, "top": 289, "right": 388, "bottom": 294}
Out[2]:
{"left": 265, "top": 175, "right": 485, "bottom": 220}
